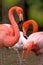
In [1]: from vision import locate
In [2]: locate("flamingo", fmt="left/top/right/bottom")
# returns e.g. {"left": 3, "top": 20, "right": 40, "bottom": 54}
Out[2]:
{"left": 21, "top": 20, "right": 43, "bottom": 65}
{"left": 0, "top": 6, "right": 24, "bottom": 65}
{"left": 22, "top": 32, "right": 43, "bottom": 65}
{"left": 0, "top": 6, "right": 23, "bottom": 47}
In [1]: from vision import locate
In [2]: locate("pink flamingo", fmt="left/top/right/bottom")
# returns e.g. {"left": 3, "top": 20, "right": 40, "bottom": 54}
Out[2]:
{"left": 0, "top": 6, "right": 24, "bottom": 65}
{"left": 22, "top": 32, "right": 43, "bottom": 65}
{"left": 21, "top": 20, "right": 43, "bottom": 65}
{"left": 0, "top": 6, "right": 23, "bottom": 47}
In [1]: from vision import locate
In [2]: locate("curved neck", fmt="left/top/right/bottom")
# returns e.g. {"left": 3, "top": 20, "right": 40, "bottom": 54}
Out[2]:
{"left": 27, "top": 20, "right": 38, "bottom": 33}
{"left": 8, "top": 7, "right": 18, "bottom": 26}
{"left": 8, "top": 6, "right": 20, "bottom": 46}
{"left": 22, "top": 20, "right": 38, "bottom": 35}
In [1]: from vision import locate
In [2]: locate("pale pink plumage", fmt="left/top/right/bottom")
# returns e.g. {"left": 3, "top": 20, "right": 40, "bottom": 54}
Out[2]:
{"left": 22, "top": 32, "right": 43, "bottom": 58}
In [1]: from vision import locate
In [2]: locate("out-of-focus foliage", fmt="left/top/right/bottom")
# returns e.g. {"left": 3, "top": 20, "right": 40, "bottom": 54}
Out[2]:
{"left": 26, "top": 0, "right": 43, "bottom": 27}
{"left": 2, "top": 0, "right": 43, "bottom": 27}
{"left": 2, "top": 0, "right": 20, "bottom": 23}
{"left": 2, "top": 0, "right": 20, "bottom": 8}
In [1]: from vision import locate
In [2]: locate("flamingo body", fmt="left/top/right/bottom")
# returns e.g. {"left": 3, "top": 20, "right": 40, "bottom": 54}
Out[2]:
{"left": 23, "top": 32, "right": 43, "bottom": 57}
{"left": 22, "top": 32, "right": 43, "bottom": 65}
{"left": 27, "top": 32, "right": 43, "bottom": 47}
{"left": 0, "top": 24, "right": 13, "bottom": 35}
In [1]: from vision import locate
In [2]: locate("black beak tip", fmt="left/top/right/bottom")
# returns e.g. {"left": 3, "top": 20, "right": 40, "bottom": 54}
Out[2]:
{"left": 24, "top": 36, "right": 27, "bottom": 39}
{"left": 18, "top": 20, "right": 23, "bottom": 24}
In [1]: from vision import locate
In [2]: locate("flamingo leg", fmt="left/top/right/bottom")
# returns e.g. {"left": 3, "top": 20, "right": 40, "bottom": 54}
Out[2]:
{"left": 36, "top": 49, "right": 43, "bottom": 65}
{"left": 15, "top": 48, "right": 23, "bottom": 65}
{"left": 40, "top": 55, "right": 43, "bottom": 65}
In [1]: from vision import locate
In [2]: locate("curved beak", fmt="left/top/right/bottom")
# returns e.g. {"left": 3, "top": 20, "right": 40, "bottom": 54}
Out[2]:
{"left": 18, "top": 14, "right": 23, "bottom": 25}
{"left": 23, "top": 28, "right": 27, "bottom": 37}
{"left": 19, "top": 14, "right": 23, "bottom": 21}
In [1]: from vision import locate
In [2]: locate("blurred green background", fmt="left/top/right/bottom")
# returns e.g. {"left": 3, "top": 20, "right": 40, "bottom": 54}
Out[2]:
{"left": 2, "top": 0, "right": 20, "bottom": 24}
{"left": 2, "top": 0, "right": 43, "bottom": 30}
{"left": 25, "top": 0, "right": 43, "bottom": 29}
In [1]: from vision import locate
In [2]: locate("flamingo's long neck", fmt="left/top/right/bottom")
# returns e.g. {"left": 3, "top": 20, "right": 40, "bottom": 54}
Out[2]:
{"left": 22, "top": 20, "right": 38, "bottom": 35}
{"left": 8, "top": 7, "right": 20, "bottom": 44}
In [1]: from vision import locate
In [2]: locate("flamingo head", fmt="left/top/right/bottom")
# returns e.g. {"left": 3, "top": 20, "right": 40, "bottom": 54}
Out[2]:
{"left": 22, "top": 21, "right": 29, "bottom": 38}
{"left": 22, "top": 41, "right": 34, "bottom": 59}
{"left": 16, "top": 7, "right": 23, "bottom": 22}
{"left": 22, "top": 27, "right": 27, "bottom": 39}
